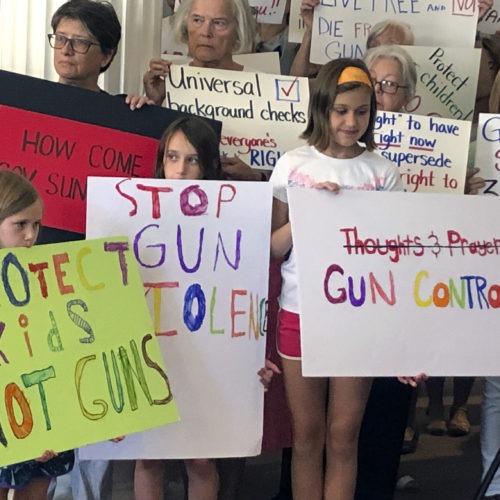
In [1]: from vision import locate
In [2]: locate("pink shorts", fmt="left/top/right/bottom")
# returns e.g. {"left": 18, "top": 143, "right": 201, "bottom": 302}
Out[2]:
{"left": 276, "top": 309, "right": 301, "bottom": 360}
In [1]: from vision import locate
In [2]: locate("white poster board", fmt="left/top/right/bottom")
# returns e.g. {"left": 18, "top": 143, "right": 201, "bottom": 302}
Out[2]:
{"left": 402, "top": 46, "right": 481, "bottom": 120}
{"left": 82, "top": 178, "right": 272, "bottom": 458}
{"left": 478, "top": 0, "right": 500, "bottom": 34}
{"left": 164, "top": 65, "right": 309, "bottom": 171}
{"left": 289, "top": 188, "right": 500, "bottom": 376}
{"left": 310, "top": 2, "right": 478, "bottom": 64}
{"left": 475, "top": 113, "right": 500, "bottom": 196}
{"left": 374, "top": 111, "right": 471, "bottom": 193}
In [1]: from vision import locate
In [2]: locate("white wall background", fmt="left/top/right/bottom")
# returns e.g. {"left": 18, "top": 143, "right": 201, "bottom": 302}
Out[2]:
{"left": 0, "top": 0, "right": 163, "bottom": 95}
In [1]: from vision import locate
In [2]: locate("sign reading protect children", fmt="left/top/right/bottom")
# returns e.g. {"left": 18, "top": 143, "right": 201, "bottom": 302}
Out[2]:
{"left": 0, "top": 237, "right": 178, "bottom": 467}
{"left": 82, "top": 178, "right": 272, "bottom": 458}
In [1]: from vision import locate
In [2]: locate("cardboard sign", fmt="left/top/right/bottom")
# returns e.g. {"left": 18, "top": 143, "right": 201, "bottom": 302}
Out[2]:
{"left": 164, "top": 65, "right": 309, "bottom": 171}
{"left": 309, "top": 1, "right": 478, "bottom": 64}
{"left": 289, "top": 188, "right": 500, "bottom": 376}
{"left": 475, "top": 113, "right": 500, "bottom": 196}
{"left": 374, "top": 111, "right": 470, "bottom": 193}
{"left": 0, "top": 237, "right": 178, "bottom": 467}
{"left": 403, "top": 46, "right": 481, "bottom": 120}
{"left": 82, "top": 177, "right": 272, "bottom": 458}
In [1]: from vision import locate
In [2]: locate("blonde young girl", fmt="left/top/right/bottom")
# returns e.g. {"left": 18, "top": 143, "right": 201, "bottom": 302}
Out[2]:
{"left": 0, "top": 170, "right": 75, "bottom": 499}
{"left": 134, "top": 115, "right": 277, "bottom": 500}
{"left": 270, "top": 58, "right": 403, "bottom": 500}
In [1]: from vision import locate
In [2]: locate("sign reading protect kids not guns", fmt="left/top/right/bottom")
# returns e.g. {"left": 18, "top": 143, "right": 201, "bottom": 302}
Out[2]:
{"left": 164, "top": 65, "right": 309, "bottom": 172}
{"left": 374, "top": 111, "right": 470, "bottom": 193}
{"left": 289, "top": 189, "right": 500, "bottom": 377}
{"left": 475, "top": 114, "right": 500, "bottom": 196}
{"left": 0, "top": 237, "right": 178, "bottom": 468}
{"left": 308, "top": 0, "right": 479, "bottom": 64}
{"left": 82, "top": 178, "right": 272, "bottom": 459}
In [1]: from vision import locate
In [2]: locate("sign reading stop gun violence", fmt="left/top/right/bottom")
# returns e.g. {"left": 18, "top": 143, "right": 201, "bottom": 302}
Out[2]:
{"left": 82, "top": 177, "right": 272, "bottom": 459}
{"left": 164, "top": 65, "right": 309, "bottom": 172}
{"left": 289, "top": 189, "right": 500, "bottom": 377}
{"left": 0, "top": 237, "right": 178, "bottom": 467}
{"left": 374, "top": 111, "right": 470, "bottom": 193}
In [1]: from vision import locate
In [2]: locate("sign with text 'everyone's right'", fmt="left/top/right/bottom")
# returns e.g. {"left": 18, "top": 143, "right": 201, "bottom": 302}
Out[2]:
{"left": 164, "top": 65, "right": 309, "bottom": 171}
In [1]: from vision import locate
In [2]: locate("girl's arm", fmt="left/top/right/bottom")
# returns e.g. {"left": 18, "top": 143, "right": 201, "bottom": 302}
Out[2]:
{"left": 271, "top": 197, "right": 292, "bottom": 259}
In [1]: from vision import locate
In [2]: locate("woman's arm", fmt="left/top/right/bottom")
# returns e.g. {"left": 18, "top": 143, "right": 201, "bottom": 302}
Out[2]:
{"left": 271, "top": 197, "right": 292, "bottom": 259}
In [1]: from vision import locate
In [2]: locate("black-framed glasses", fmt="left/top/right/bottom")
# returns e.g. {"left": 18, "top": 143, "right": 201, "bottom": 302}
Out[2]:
{"left": 47, "top": 33, "right": 100, "bottom": 54}
{"left": 373, "top": 79, "right": 407, "bottom": 94}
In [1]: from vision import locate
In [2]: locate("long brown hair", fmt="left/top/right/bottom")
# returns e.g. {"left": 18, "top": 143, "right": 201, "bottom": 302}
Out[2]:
{"left": 301, "top": 58, "right": 377, "bottom": 152}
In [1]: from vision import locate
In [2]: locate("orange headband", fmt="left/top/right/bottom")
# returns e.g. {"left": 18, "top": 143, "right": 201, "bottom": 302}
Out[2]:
{"left": 337, "top": 66, "right": 373, "bottom": 87}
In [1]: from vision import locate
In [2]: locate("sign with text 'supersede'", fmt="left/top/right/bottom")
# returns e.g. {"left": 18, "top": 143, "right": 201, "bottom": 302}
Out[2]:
{"left": 0, "top": 237, "right": 178, "bottom": 467}
{"left": 289, "top": 189, "right": 500, "bottom": 376}
{"left": 82, "top": 178, "right": 272, "bottom": 458}
{"left": 374, "top": 111, "right": 470, "bottom": 194}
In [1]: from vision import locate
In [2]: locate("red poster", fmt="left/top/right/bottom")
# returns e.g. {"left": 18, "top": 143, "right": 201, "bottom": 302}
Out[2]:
{"left": 0, "top": 105, "right": 157, "bottom": 233}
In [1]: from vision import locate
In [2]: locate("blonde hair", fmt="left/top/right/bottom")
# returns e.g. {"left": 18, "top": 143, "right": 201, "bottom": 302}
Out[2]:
{"left": 0, "top": 171, "right": 41, "bottom": 223}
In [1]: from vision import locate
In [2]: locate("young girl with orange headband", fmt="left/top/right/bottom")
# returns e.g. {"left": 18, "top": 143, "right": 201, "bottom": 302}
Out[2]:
{"left": 270, "top": 58, "right": 403, "bottom": 499}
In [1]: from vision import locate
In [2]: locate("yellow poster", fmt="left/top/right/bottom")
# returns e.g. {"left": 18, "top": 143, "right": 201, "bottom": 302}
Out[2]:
{"left": 0, "top": 237, "right": 178, "bottom": 467}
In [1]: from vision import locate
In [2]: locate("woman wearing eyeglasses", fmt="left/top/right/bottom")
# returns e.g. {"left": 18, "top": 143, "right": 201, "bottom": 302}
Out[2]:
{"left": 364, "top": 44, "right": 417, "bottom": 114}
{"left": 49, "top": 0, "right": 120, "bottom": 92}
{"left": 144, "top": 0, "right": 255, "bottom": 107}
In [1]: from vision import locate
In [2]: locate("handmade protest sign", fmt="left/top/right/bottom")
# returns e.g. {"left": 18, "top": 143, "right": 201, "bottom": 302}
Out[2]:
{"left": 374, "top": 111, "right": 470, "bottom": 193}
{"left": 0, "top": 237, "right": 178, "bottom": 468}
{"left": 475, "top": 113, "right": 500, "bottom": 196}
{"left": 289, "top": 189, "right": 500, "bottom": 376}
{"left": 309, "top": 1, "right": 478, "bottom": 64}
{"left": 0, "top": 106, "right": 157, "bottom": 234}
{"left": 402, "top": 46, "right": 480, "bottom": 120}
{"left": 164, "top": 65, "right": 309, "bottom": 171}
{"left": 82, "top": 177, "right": 272, "bottom": 458}
{"left": 0, "top": 70, "right": 216, "bottom": 235}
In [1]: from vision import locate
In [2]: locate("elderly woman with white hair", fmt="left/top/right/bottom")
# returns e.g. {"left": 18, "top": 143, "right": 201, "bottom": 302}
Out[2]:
{"left": 143, "top": 0, "right": 256, "bottom": 106}
{"left": 364, "top": 44, "right": 417, "bottom": 113}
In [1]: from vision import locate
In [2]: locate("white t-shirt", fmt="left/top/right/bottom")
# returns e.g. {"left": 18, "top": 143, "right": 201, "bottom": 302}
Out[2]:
{"left": 270, "top": 144, "right": 403, "bottom": 313}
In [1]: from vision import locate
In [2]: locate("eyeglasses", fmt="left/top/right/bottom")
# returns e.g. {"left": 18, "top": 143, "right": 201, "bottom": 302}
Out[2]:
{"left": 47, "top": 33, "right": 100, "bottom": 54}
{"left": 373, "top": 79, "right": 407, "bottom": 94}
{"left": 189, "top": 15, "right": 231, "bottom": 31}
